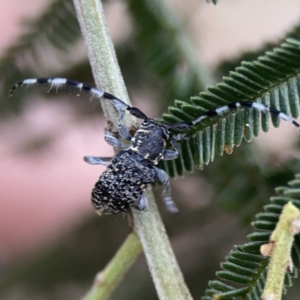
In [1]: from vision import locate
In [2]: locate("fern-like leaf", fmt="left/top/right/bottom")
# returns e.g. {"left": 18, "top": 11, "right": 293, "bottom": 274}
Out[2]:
{"left": 161, "top": 38, "right": 300, "bottom": 176}
{"left": 202, "top": 173, "right": 300, "bottom": 299}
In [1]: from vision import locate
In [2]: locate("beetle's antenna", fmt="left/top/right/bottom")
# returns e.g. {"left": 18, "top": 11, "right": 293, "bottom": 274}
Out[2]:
{"left": 9, "top": 78, "right": 148, "bottom": 120}
{"left": 170, "top": 101, "right": 300, "bottom": 131}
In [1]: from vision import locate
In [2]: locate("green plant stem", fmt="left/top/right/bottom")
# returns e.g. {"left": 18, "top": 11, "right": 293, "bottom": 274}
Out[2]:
{"left": 73, "top": 0, "right": 137, "bottom": 131}
{"left": 82, "top": 232, "right": 142, "bottom": 300}
{"left": 133, "top": 189, "right": 193, "bottom": 300}
{"left": 261, "top": 201, "right": 300, "bottom": 300}
{"left": 73, "top": 0, "right": 192, "bottom": 299}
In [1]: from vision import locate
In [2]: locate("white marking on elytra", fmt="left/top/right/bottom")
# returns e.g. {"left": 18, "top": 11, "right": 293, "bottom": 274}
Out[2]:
{"left": 216, "top": 105, "right": 230, "bottom": 114}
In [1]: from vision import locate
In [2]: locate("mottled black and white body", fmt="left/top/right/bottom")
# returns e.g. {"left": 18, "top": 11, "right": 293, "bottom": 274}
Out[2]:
{"left": 86, "top": 119, "right": 178, "bottom": 214}
{"left": 9, "top": 78, "right": 300, "bottom": 215}
{"left": 91, "top": 149, "right": 156, "bottom": 214}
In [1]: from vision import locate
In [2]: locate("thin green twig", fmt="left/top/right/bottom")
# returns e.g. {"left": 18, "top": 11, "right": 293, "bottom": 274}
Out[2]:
{"left": 133, "top": 189, "right": 193, "bottom": 300}
{"left": 82, "top": 232, "right": 142, "bottom": 300}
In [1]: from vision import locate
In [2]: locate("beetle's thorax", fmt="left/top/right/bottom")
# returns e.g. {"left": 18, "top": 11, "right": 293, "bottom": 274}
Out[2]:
{"left": 130, "top": 119, "right": 169, "bottom": 164}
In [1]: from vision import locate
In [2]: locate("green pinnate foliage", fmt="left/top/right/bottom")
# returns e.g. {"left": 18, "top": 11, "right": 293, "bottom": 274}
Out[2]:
{"left": 161, "top": 38, "right": 300, "bottom": 176}
{"left": 202, "top": 174, "right": 300, "bottom": 299}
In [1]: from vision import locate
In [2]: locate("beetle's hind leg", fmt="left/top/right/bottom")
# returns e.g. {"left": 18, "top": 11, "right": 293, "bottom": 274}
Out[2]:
{"left": 155, "top": 167, "right": 178, "bottom": 213}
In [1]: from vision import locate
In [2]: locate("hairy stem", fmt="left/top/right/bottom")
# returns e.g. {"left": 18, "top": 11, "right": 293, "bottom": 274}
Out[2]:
{"left": 73, "top": 0, "right": 137, "bottom": 131}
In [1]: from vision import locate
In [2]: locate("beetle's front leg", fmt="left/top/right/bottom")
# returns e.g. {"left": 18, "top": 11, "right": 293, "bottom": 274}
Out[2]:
{"left": 111, "top": 99, "right": 148, "bottom": 141}
{"left": 104, "top": 129, "right": 127, "bottom": 148}
{"left": 84, "top": 130, "right": 128, "bottom": 166}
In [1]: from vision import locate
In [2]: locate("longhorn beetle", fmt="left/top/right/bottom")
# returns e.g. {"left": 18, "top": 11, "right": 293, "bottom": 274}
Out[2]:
{"left": 9, "top": 78, "right": 300, "bottom": 215}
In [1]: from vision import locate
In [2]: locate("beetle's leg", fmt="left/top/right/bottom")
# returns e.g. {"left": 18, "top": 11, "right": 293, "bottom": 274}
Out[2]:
{"left": 155, "top": 167, "right": 178, "bottom": 213}
{"left": 111, "top": 97, "right": 148, "bottom": 120}
{"left": 163, "top": 150, "right": 178, "bottom": 160}
{"left": 85, "top": 130, "right": 128, "bottom": 166}
{"left": 132, "top": 194, "right": 148, "bottom": 212}
{"left": 105, "top": 94, "right": 149, "bottom": 141}
{"left": 163, "top": 133, "right": 188, "bottom": 161}
{"left": 112, "top": 103, "right": 150, "bottom": 141}
{"left": 104, "top": 130, "right": 127, "bottom": 148}
{"left": 114, "top": 109, "right": 132, "bottom": 141}
{"left": 84, "top": 156, "right": 112, "bottom": 166}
